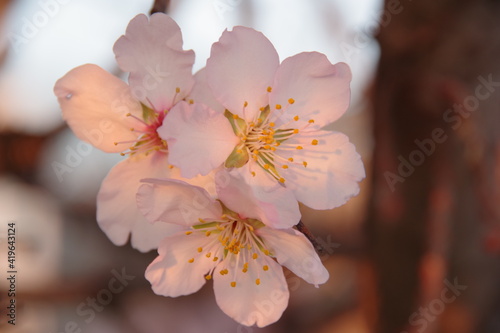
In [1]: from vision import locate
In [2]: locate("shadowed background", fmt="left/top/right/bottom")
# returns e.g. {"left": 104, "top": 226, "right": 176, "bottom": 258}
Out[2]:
{"left": 0, "top": 0, "right": 499, "bottom": 332}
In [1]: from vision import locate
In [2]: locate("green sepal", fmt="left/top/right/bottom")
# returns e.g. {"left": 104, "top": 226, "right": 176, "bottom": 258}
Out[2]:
{"left": 224, "top": 144, "right": 249, "bottom": 168}
{"left": 141, "top": 103, "right": 156, "bottom": 122}
{"left": 224, "top": 109, "right": 247, "bottom": 135}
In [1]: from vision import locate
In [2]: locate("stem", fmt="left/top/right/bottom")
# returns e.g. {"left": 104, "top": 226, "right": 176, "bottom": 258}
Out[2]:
{"left": 295, "top": 221, "right": 325, "bottom": 255}
{"left": 150, "top": 0, "right": 170, "bottom": 15}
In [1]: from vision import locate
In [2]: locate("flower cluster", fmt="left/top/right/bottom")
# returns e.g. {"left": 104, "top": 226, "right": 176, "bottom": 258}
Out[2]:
{"left": 54, "top": 13, "right": 365, "bottom": 327}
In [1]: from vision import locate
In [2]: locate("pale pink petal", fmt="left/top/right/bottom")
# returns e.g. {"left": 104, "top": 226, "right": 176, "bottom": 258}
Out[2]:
{"left": 137, "top": 178, "right": 222, "bottom": 226}
{"left": 54, "top": 64, "right": 144, "bottom": 153}
{"left": 278, "top": 131, "right": 365, "bottom": 209}
{"left": 257, "top": 227, "right": 329, "bottom": 286}
{"left": 96, "top": 153, "right": 179, "bottom": 252}
{"left": 206, "top": 27, "right": 279, "bottom": 121}
{"left": 270, "top": 52, "right": 352, "bottom": 129}
{"left": 214, "top": 254, "right": 289, "bottom": 327}
{"left": 113, "top": 13, "right": 195, "bottom": 111}
{"left": 188, "top": 68, "right": 225, "bottom": 113}
{"left": 159, "top": 101, "right": 239, "bottom": 178}
{"left": 146, "top": 233, "right": 218, "bottom": 297}
{"left": 216, "top": 168, "right": 301, "bottom": 229}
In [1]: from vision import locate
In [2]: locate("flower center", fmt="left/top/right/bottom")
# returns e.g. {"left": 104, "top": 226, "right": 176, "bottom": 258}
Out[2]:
{"left": 114, "top": 104, "right": 168, "bottom": 156}
{"left": 184, "top": 206, "right": 273, "bottom": 287}
{"left": 224, "top": 89, "right": 318, "bottom": 183}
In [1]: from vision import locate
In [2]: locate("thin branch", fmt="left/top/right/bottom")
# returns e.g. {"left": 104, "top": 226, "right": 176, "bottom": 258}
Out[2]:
{"left": 150, "top": 0, "right": 170, "bottom": 15}
{"left": 295, "top": 221, "right": 326, "bottom": 255}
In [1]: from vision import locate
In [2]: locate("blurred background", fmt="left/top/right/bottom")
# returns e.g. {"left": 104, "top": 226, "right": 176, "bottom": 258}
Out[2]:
{"left": 0, "top": 0, "right": 499, "bottom": 332}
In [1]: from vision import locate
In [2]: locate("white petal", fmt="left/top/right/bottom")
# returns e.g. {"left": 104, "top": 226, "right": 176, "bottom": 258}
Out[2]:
{"left": 279, "top": 131, "right": 365, "bottom": 209}
{"left": 137, "top": 178, "right": 223, "bottom": 226}
{"left": 159, "top": 101, "right": 239, "bottom": 178}
{"left": 270, "top": 53, "right": 352, "bottom": 129}
{"left": 258, "top": 227, "right": 329, "bottom": 286}
{"left": 54, "top": 64, "right": 143, "bottom": 153}
{"left": 113, "top": 13, "right": 195, "bottom": 111}
{"left": 216, "top": 168, "right": 301, "bottom": 229}
{"left": 206, "top": 26, "right": 279, "bottom": 121}
{"left": 214, "top": 254, "right": 289, "bottom": 327}
{"left": 96, "top": 153, "right": 180, "bottom": 252}
{"left": 146, "top": 233, "right": 218, "bottom": 297}
{"left": 188, "top": 68, "right": 225, "bottom": 113}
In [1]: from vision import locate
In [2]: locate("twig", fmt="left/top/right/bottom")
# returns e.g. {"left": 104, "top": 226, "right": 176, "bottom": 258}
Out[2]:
{"left": 150, "top": 0, "right": 170, "bottom": 15}
{"left": 295, "top": 221, "right": 326, "bottom": 255}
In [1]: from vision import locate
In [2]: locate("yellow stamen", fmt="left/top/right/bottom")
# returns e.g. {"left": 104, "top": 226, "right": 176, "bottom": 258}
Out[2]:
{"left": 279, "top": 178, "right": 285, "bottom": 183}
{"left": 296, "top": 146, "right": 303, "bottom": 150}
{"left": 311, "top": 139, "right": 318, "bottom": 145}
{"left": 294, "top": 115, "right": 299, "bottom": 121}
{"left": 256, "top": 278, "right": 261, "bottom": 285}
{"left": 175, "top": 87, "right": 180, "bottom": 93}
{"left": 282, "top": 165, "right": 289, "bottom": 169}
{"left": 263, "top": 265, "right": 269, "bottom": 271}
{"left": 231, "top": 281, "right": 237, "bottom": 288}
{"left": 267, "top": 86, "right": 272, "bottom": 92}
{"left": 252, "top": 253, "right": 258, "bottom": 259}
{"left": 244, "top": 101, "right": 248, "bottom": 107}
{"left": 185, "top": 231, "right": 193, "bottom": 235}
{"left": 303, "top": 161, "right": 308, "bottom": 167}
{"left": 206, "top": 252, "right": 212, "bottom": 258}
{"left": 188, "top": 258, "right": 194, "bottom": 263}
{"left": 188, "top": 99, "right": 194, "bottom": 104}
{"left": 205, "top": 275, "right": 212, "bottom": 280}
{"left": 308, "top": 119, "right": 315, "bottom": 124}
{"left": 288, "top": 98, "right": 295, "bottom": 104}
{"left": 293, "top": 129, "right": 299, "bottom": 134}
{"left": 275, "top": 104, "right": 282, "bottom": 110}
{"left": 288, "top": 157, "right": 294, "bottom": 162}
{"left": 197, "top": 247, "right": 203, "bottom": 253}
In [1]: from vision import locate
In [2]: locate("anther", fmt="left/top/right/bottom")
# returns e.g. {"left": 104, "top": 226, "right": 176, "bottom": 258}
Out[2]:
{"left": 213, "top": 256, "right": 219, "bottom": 261}
{"left": 279, "top": 178, "right": 285, "bottom": 183}
{"left": 256, "top": 278, "right": 261, "bottom": 285}
{"left": 231, "top": 281, "right": 237, "bottom": 288}
{"left": 188, "top": 258, "right": 194, "bottom": 263}
{"left": 188, "top": 99, "right": 194, "bottom": 104}
{"left": 252, "top": 253, "right": 258, "bottom": 259}
{"left": 308, "top": 119, "right": 315, "bottom": 124}
{"left": 303, "top": 161, "right": 308, "bottom": 167}
{"left": 198, "top": 218, "right": 206, "bottom": 223}
{"left": 311, "top": 139, "right": 318, "bottom": 145}
{"left": 206, "top": 252, "right": 211, "bottom": 258}
{"left": 185, "top": 231, "right": 193, "bottom": 235}
{"left": 288, "top": 98, "right": 295, "bottom": 104}
{"left": 296, "top": 146, "right": 303, "bottom": 150}
{"left": 293, "top": 129, "right": 299, "bottom": 134}
{"left": 175, "top": 87, "right": 180, "bottom": 93}
{"left": 282, "top": 165, "right": 289, "bottom": 169}
{"left": 288, "top": 157, "right": 294, "bottom": 162}
{"left": 275, "top": 104, "right": 282, "bottom": 110}
{"left": 205, "top": 275, "right": 212, "bottom": 280}
{"left": 263, "top": 265, "right": 269, "bottom": 271}
{"left": 267, "top": 86, "right": 272, "bottom": 92}
{"left": 197, "top": 247, "right": 203, "bottom": 253}
{"left": 244, "top": 101, "right": 248, "bottom": 107}
{"left": 293, "top": 115, "right": 299, "bottom": 121}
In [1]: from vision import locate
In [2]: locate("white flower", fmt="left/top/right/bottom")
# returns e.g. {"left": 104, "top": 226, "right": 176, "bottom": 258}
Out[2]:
{"left": 137, "top": 172, "right": 328, "bottom": 327}
{"left": 53, "top": 13, "right": 198, "bottom": 252}
{"left": 160, "top": 26, "right": 365, "bottom": 210}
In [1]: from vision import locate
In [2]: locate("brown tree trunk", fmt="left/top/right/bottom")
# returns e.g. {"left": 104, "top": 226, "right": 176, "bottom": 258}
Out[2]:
{"left": 366, "top": 1, "right": 500, "bottom": 332}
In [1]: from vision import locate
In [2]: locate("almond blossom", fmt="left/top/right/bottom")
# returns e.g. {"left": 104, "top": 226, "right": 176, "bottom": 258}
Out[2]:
{"left": 53, "top": 13, "right": 198, "bottom": 252}
{"left": 160, "top": 27, "right": 365, "bottom": 210}
{"left": 137, "top": 171, "right": 328, "bottom": 327}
